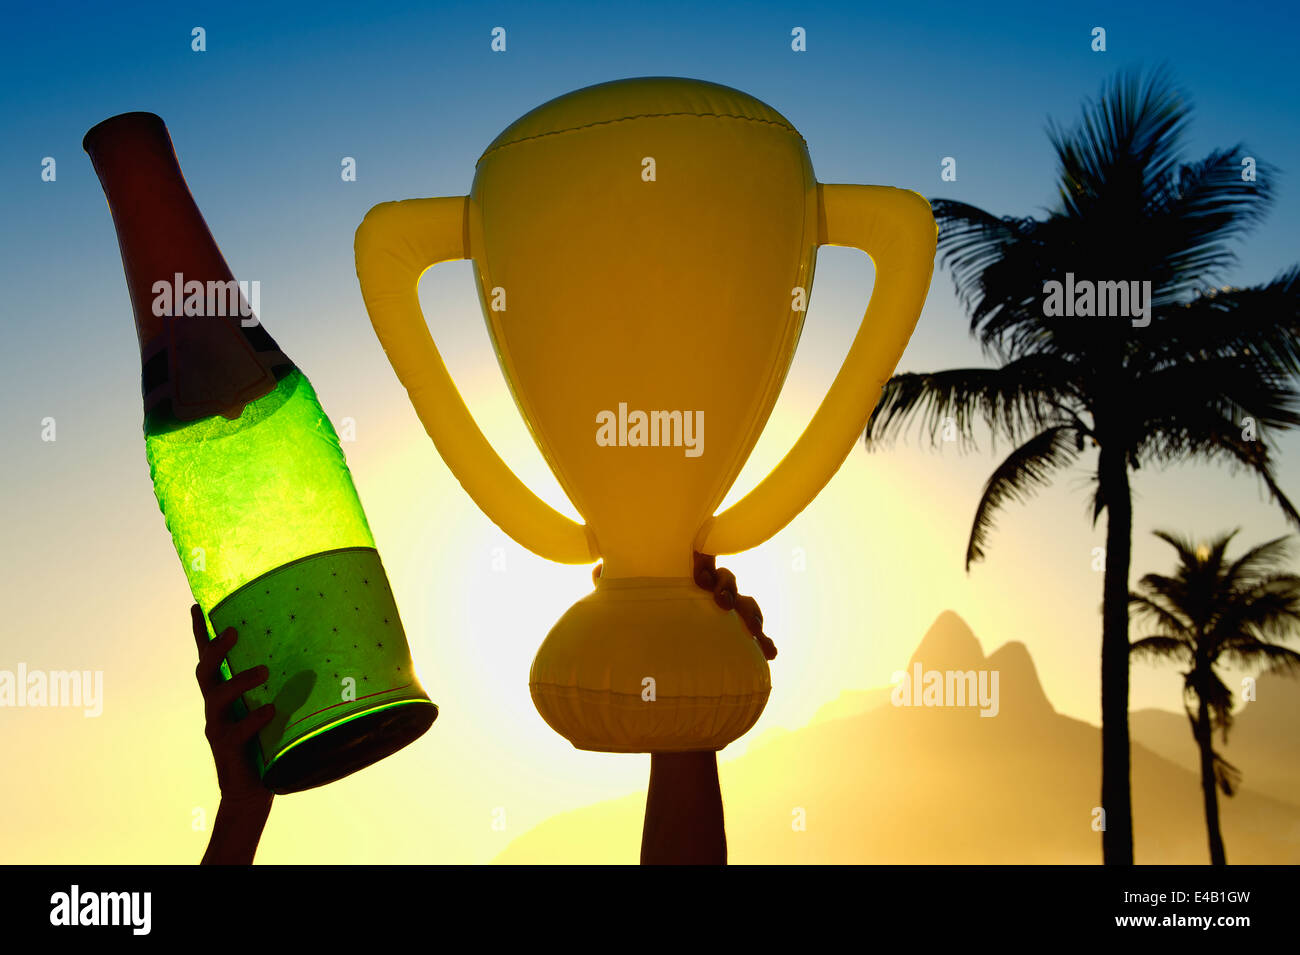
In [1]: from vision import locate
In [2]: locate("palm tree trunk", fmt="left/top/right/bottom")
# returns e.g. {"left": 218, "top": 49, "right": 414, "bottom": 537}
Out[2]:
{"left": 1099, "top": 442, "right": 1134, "bottom": 864}
{"left": 1195, "top": 694, "right": 1228, "bottom": 865}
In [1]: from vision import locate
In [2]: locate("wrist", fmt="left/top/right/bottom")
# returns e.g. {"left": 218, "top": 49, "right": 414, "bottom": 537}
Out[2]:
{"left": 219, "top": 788, "right": 274, "bottom": 816}
{"left": 203, "top": 792, "right": 273, "bottom": 865}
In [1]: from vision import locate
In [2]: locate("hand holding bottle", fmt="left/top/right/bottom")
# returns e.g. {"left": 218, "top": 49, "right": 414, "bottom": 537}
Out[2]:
{"left": 191, "top": 604, "right": 275, "bottom": 864}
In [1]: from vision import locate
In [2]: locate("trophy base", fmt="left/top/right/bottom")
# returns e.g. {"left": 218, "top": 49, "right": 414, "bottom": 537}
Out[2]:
{"left": 529, "top": 577, "right": 771, "bottom": 753}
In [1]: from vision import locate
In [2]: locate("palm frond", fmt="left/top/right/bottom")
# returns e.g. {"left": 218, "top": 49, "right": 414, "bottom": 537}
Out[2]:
{"left": 930, "top": 198, "right": 1040, "bottom": 322}
{"left": 965, "top": 426, "right": 1079, "bottom": 568}
{"left": 1134, "top": 354, "right": 1300, "bottom": 457}
{"left": 1205, "top": 440, "right": 1300, "bottom": 529}
{"left": 1217, "top": 640, "right": 1300, "bottom": 675}
{"left": 1185, "top": 668, "right": 1235, "bottom": 735}
{"left": 1151, "top": 529, "right": 1202, "bottom": 562}
{"left": 1128, "top": 595, "right": 1192, "bottom": 642}
{"left": 864, "top": 356, "right": 1081, "bottom": 450}
{"left": 1047, "top": 66, "right": 1190, "bottom": 222}
{"left": 1213, "top": 751, "right": 1242, "bottom": 797}
{"left": 1129, "top": 633, "right": 1193, "bottom": 665}
{"left": 1144, "top": 148, "right": 1278, "bottom": 298}
{"left": 1152, "top": 420, "right": 1300, "bottom": 529}
{"left": 1155, "top": 267, "right": 1300, "bottom": 377}
{"left": 930, "top": 200, "right": 1059, "bottom": 344}
{"left": 1226, "top": 536, "right": 1294, "bottom": 583}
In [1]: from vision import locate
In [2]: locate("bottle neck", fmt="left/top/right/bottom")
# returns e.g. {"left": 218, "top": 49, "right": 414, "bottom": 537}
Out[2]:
{"left": 84, "top": 113, "right": 291, "bottom": 422}
{"left": 85, "top": 113, "right": 236, "bottom": 348}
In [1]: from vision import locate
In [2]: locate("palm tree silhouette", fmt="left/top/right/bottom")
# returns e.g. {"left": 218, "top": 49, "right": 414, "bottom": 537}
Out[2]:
{"left": 1129, "top": 530, "right": 1300, "bottom": 865}
{"left": 862, "top": 67, "right": 1300, "bottom": 863}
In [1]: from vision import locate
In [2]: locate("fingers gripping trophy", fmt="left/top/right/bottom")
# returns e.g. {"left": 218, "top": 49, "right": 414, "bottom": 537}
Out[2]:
{"left": 354, "top": 77, "right": 937, "bottom": 754}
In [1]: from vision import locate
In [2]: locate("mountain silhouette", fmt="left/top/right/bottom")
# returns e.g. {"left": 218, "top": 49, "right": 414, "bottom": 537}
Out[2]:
{"left": 908, "top": 610, "right": 986, "bottom": 672}
{"left": 496, "top": 611, "right": 1300, "bottom": 863}
{"left": 985, "top": 641, "right": 1055, "bottom": 717}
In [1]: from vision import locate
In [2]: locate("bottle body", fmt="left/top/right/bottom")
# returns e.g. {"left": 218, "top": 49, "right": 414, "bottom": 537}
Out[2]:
{"left": 145, "top": 369, "right": 371, "bottom": 609}
{"left": 147, "top": 367, "right": 435, "bottom": 789}
{"left": 87, "top": 112, "right": 435, "bottom": 793}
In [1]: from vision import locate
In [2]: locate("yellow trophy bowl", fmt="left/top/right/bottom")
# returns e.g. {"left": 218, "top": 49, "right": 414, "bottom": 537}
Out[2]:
{"left": 355, "top": 77, "right": 937, "bottom": 753}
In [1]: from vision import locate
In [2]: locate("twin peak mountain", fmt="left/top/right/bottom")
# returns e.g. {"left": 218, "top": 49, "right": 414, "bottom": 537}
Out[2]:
{"left": 899, "top": 610, "right": 1055, "bottom": 719}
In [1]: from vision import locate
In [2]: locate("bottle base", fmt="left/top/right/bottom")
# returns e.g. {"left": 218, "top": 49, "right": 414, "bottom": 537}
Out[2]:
{"left": 262, "top": 698, "right": 438, "bottom": 794}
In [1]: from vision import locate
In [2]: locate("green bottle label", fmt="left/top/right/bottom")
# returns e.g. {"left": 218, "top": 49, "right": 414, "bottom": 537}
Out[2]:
{"left": 208, "top": 546, "right": 429, "bottom": 769}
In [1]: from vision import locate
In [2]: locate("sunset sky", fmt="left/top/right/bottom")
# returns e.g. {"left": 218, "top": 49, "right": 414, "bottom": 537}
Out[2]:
{"left": 2, "top": 0, "right": 1299, "bottom": 863}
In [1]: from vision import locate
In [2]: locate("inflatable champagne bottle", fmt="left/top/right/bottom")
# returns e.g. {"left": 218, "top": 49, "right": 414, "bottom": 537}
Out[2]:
{"left": 85, "top": 112, "right": 436, "bottom": 793}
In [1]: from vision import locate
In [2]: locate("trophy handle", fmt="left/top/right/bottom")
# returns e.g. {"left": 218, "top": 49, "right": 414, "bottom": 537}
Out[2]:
{"left": 697, "top": 183, "right": 937, "bottom": 555}
{"left": 355, "top": 197, "right": 597, "bottom": 564}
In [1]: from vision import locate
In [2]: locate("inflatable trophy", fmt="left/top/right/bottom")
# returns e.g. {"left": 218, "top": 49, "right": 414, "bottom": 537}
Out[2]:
{"left": 86, "top": 113, "right": 436, "bottom": 792}
{"left": 355, "top": 78, "right": 936, "bottom": 753}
